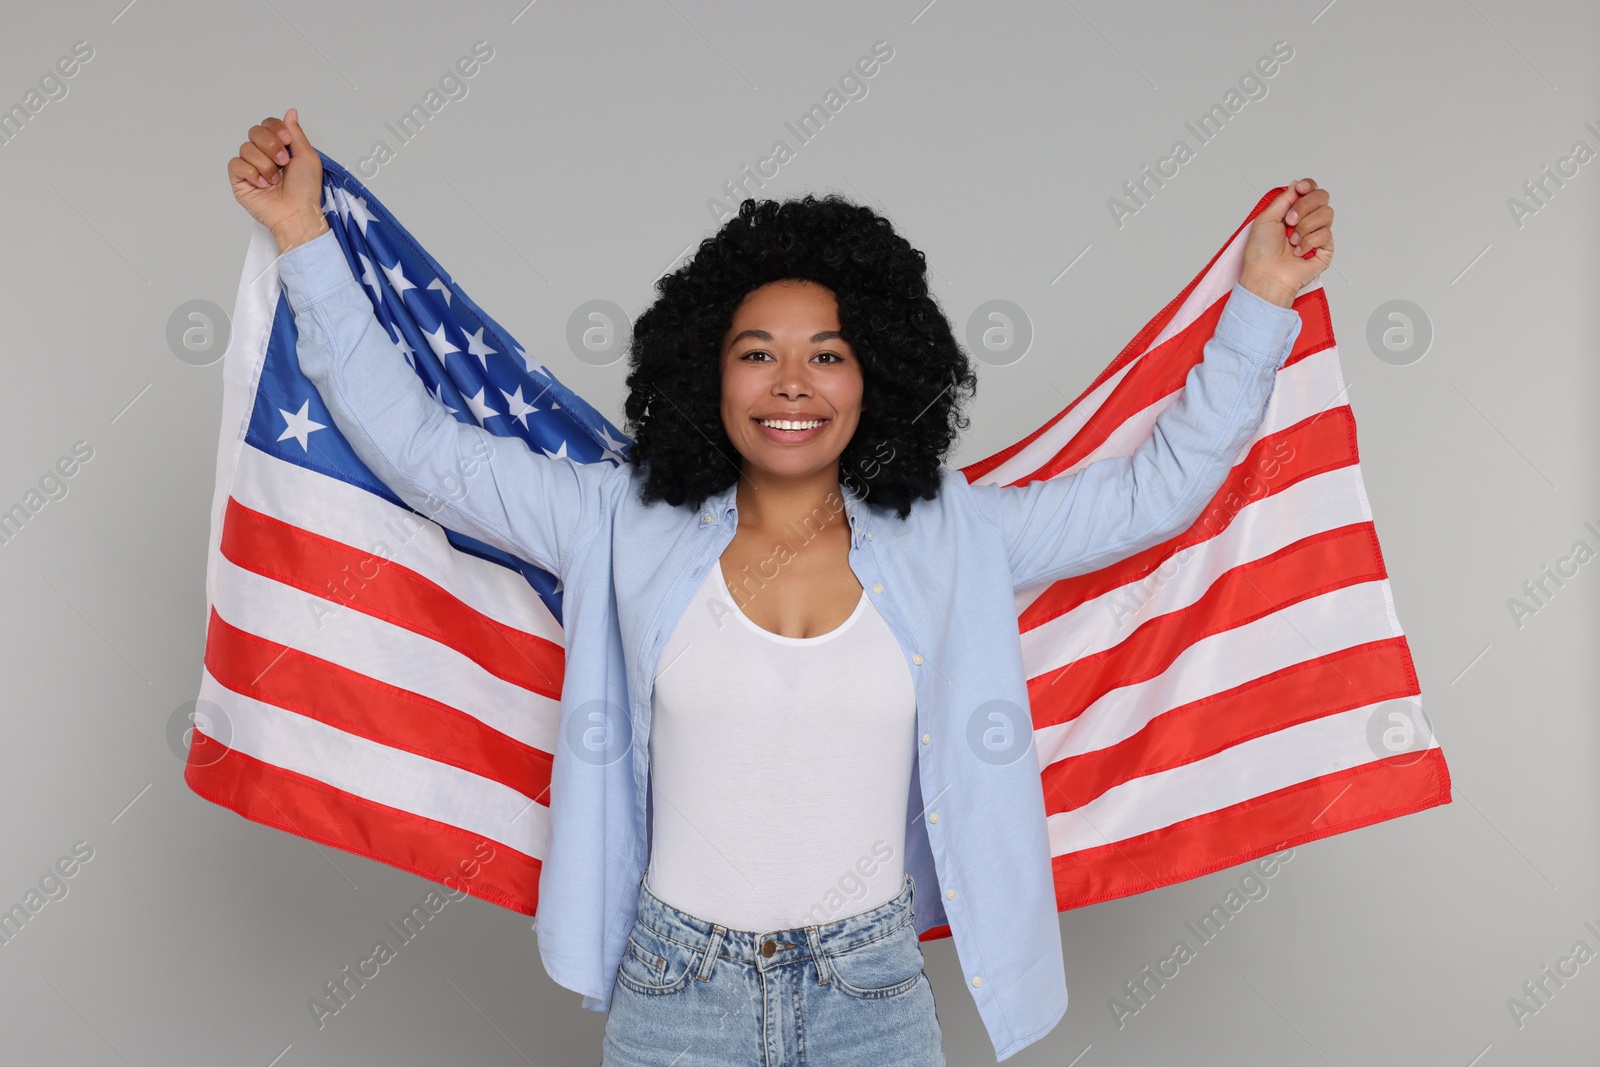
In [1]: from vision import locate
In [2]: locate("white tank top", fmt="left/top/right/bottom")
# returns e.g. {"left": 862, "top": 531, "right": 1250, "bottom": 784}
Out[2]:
{"left": 645, "top": 562, "right": 918, "bottom": 932}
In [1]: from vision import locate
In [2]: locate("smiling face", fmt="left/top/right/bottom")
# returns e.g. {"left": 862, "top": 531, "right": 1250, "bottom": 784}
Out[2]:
{"left": 719, "top": 278, "right": 865, "bottom": 484}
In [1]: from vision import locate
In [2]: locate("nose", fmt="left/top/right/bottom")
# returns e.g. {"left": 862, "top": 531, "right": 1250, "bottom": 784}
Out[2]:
{"left": 774, "top": 362, "right": 813, "bottom": 399}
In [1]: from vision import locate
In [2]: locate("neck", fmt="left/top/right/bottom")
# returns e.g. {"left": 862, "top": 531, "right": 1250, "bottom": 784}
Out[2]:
{"left": 733, "top": 463, "right": 850, "bottom": 536}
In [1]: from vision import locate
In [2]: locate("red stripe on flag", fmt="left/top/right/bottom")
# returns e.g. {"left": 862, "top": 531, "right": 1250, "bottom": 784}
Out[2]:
{"left": 1028, "top": 522, "right": 1392, "bottom": 727}
{"left": 1050, "top": 747, "right": 1451, "bottom": 910}
{"left": 184, "top": 734, "right": 542, "bottom": 916}
{"left": 219, "top": 496, "right": 565, "bottom": 699}
{"left": 203, "top": 607, "right": 553, "bottom": 801}
{"left": 1041, "top": 636, "right": 1420, "bottom": 814}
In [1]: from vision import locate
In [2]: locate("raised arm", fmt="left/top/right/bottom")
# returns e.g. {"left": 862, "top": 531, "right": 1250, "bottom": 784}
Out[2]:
{"left": 279, "top": 229, "right": 610, "bottom": 574}
{"left": 969, "top": 281, "right": 1303, "bottom": 590}
{"left": 229, "top": 108, "right": 609, "bottom": 576}
{"left": 968, "top": 179, "right": 1334, "bottom": 592}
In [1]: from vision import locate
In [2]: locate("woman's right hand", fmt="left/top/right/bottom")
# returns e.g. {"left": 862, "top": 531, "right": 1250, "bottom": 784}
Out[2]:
{"left": 228, "top": 107, "right": 329, "bottom": 254}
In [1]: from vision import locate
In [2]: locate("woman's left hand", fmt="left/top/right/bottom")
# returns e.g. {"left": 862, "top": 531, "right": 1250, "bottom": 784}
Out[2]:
{"left": 1239, "top": 178, "right": 1334, "bottom": 307}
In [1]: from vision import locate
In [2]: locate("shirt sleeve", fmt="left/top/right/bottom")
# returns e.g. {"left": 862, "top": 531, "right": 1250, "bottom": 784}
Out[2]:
{"left": 969, "top": 280, "right": 1304, "bottom": 591}
{"left": 275, "top": 227, "right": 610, "bottom": 577}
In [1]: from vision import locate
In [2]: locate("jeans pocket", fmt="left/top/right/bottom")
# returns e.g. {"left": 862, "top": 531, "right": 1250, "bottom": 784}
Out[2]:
{"left": 615, "top": 923, "right": 698, "bottom": 996}
{"left": 825, "top": 919, "right": 927, "bottom": 1001}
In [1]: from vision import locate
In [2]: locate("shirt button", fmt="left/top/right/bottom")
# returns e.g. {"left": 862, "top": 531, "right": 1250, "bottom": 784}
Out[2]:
{"left": 866, "top": 531, "right": 873, "bottom": 540}
{"left": 921, "top": 732, "right": 931, "bottom": 745}
{"left": 946, "top": 889, "right": 957, "bottom": 900}
{"left": 872, "top": 582, "right": 883, "bottom": 594}
{"left": 972, "top": 976, "right": 983, "bottom": 987}
{"left": 702, "top": 513, "right": 713, "bottom": 522}
{"left": 912, "top": 654, "right": 924, "bottom": 665}
{"left": 928, "top": 812, "right": 939, "bottom": 824}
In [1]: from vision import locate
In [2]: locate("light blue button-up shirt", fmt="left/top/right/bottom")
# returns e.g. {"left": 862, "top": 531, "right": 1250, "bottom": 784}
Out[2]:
{"left": 276, "top": 228, "right": 1302, "bottom": 1061}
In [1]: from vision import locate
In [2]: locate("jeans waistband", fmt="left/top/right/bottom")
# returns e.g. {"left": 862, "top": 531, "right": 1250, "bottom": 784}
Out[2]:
{"left": 634, "top": 871, "right": 919, "bottom": 966}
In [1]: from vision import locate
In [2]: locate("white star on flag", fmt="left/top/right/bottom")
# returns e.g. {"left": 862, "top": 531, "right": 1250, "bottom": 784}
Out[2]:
{"left": 381, "top": 258, "right": 417, "bottom": 297}
{"left": 276, "top": 399, "right": 326, "bottom": 451}
{"left": 428, "top": 278, "right": 452, "bottom": 305}
{"left": 541, "top": 438, "right": 572, "bottom": 461}
{"left": 500, "top": 385, "right": 539, "bottom": 429}
{"left": 511, "top": 344, "right": 552, "bottom": 378}
{"left": 464, "top": 326, "right": 498, "bottom": 368}
{"left": 597, "top": 425, "right": 629, "bottom": 464}
{"left": 339, "top": 188, "right": 379, "bottom": 235}
{"left": 463, "top": 387, "right": 499, "bottom": 424}
{"left": 423, "top": 323, "right": 460, "bottom": 359}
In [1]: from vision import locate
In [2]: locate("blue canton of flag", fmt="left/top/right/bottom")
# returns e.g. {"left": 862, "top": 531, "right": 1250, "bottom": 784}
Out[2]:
{"left": 248, "top": 150, "right": 631, "bottom": 620}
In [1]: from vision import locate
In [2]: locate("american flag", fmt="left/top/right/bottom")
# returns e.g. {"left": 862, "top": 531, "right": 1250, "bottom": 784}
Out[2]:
{"left": 963, "top": 196, "right": 1451, "bottom": 914}
{"left": 186, "top": 156, "right": 1451, "bottom": 925}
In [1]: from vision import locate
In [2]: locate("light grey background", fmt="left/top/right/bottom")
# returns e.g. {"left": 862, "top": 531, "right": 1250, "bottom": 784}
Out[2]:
{"left": 1, "top": 0, "right": 1596, "bottom": 1064}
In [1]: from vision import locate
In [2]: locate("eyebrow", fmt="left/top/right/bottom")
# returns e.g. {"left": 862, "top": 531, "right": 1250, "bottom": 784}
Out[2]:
{"left": 725, "top": 328, "right": 844, "bottom": 346}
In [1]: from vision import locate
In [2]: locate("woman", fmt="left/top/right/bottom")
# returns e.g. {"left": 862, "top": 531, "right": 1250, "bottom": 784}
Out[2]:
{"left": 229, "top": 109, "right": 1332, "bottom": 1065}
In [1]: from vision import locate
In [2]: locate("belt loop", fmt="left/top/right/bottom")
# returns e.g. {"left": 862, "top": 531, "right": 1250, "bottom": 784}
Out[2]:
{"left": 697, "top": 924, "right": 724, "bottom": 981}
{"left": 805, "top": 925, "right": 833, "bottom": 985}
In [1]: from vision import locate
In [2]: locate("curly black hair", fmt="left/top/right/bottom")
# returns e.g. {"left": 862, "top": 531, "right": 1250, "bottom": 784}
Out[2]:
{"left": 621, "top": 193, "right": 978, "bottom": 521}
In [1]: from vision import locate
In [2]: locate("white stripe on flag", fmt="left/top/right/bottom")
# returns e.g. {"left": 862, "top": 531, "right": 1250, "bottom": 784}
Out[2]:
{"left": 1046, "top": 700, "right": 1436, "bottom": 855}
{"left": 1035, "top": 580, "right": 1401, "bottom": 765}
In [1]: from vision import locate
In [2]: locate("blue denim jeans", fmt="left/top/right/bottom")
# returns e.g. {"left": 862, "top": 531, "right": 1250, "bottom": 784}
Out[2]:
{"left": 601, "top": 871, "right": 945, "bottom": 1066}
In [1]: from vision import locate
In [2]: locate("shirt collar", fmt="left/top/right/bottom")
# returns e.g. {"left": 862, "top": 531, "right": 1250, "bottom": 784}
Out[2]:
{"left": 698, "top": 477, "right": 870, "bottom": 547}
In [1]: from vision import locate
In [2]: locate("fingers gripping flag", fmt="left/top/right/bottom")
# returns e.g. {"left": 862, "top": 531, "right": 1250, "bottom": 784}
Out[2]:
{"left": 186, "top": 153, "right": 1450, "bottom": 921}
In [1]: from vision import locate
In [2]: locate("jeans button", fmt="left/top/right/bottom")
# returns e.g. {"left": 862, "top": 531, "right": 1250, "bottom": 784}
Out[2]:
{"left": 761, "top": 939, "right": 776, "bottom": 958}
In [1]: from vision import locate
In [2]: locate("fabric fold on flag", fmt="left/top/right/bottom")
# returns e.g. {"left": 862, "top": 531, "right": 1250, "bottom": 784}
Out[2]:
{"left": 186, "top": 154, "right": 1450, "bottom": 925}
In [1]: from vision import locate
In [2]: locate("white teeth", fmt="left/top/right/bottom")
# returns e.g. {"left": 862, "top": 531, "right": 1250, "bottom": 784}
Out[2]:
{"left": 757, "top": 418, "right": 824, "bottom": 430}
